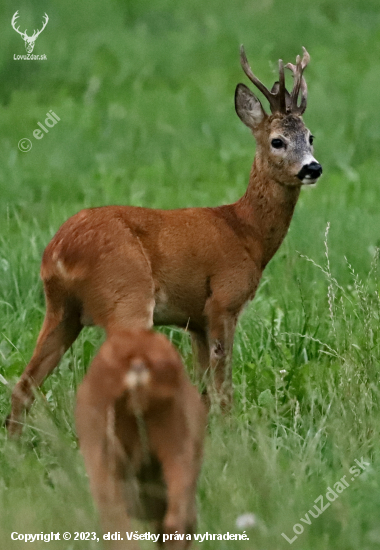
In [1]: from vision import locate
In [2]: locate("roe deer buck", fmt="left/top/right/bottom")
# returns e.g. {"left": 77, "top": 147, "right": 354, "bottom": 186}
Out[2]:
{"left": 7, "top": 45, "right": 322, "bottom": 435}
{"left": 76, "top": 329, "right": 206, "bottom": 549}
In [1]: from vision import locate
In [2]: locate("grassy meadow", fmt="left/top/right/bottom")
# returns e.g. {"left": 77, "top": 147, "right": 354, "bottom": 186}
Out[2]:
{"left": 2, "top": 0, "right": 380, "bottom": 548}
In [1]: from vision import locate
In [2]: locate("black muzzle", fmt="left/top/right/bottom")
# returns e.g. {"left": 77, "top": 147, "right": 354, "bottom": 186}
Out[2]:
{"left": 297, "top": 161, "right": 323, "bottom": 182}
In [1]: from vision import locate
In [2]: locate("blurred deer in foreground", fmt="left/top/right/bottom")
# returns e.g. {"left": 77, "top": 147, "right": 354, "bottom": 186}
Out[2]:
{"left": 7, "top": 45, "right": 322, "bottom": 435}
{"left": 76, "top": 329, "right": 206, "bottom": 549}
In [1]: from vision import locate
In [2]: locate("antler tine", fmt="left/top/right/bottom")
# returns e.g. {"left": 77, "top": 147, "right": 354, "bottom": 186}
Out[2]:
{"left": 240, "top": 45, "right": 279, "bottom": 113}
{"left": 11, "top": 10, "right": 19, "bottom": 26}
{"left": 285, "top": 47, "right": 310, "bottom": 115}
{"left": 278, "top": 59, "right": 286, "bottom": 113}
{"left": 33, "top": 13, "right": 49, "bottom": 39}
{"left": 293, "top": 55, "right": 303, "bottom": 109}
{"left": 285, "top": 62, "right": 303, "bottom": 113}
{"left": 297, "top": 77, "right": 308, "bottom": 114}
{"left": 300, "top": 46, "right": 310, "bottom": 69}
{"left": 11, "top": 11, "right": 25, "bottom": 36}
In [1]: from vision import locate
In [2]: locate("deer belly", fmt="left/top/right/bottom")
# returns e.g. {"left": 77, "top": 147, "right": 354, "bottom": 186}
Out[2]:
{"left": 153, "top": 287, "right": 204, "bottom": 328}
{"left": 153, "top": 300, "right": 191, "bottom": 327}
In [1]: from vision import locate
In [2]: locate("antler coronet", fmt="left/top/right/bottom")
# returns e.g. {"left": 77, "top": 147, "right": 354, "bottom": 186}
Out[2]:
{"left": 11, "top": 11, "right": 26, "bottom": 36}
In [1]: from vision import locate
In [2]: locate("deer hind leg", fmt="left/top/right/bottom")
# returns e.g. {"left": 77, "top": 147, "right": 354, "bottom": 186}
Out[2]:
{"left": 204, "top": 298, "right": 238, "bottom": 410}
{"left": 190, "top": 331, "right": 210, "bottom": 406}
{"left": 7, "top": 279, "right": 82, "bottom": 437}
{"left": 76, "top": 402, "right": 137, "bottom": 549}
{"left": 104, "top": 289, "right": 155, "bottom": 334}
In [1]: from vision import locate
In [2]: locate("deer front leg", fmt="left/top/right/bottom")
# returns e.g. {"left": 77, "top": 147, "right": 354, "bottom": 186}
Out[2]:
{"left": 204, "top": 298, "right": 238, "bottom": 410}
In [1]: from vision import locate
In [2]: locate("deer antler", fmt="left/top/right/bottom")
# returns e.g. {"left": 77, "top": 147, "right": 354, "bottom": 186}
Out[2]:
{"left": 11, "top": 11, "right": 26, "bottom": 38}
{"left": 240, "top": 45, "right": 310, "bottom": 115}
{"left": 31, "top": 13, "right": 49, "bottom": 39}
{"left": 285, "top": 47, "right": 310, "bottom": 115}
{"left": 240, "top": 45, "right": 286, "bottom": 114}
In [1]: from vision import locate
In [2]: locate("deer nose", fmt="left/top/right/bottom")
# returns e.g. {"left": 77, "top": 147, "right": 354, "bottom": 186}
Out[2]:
{"left": 297, "top": 162, "right": 323, "bottom": 182}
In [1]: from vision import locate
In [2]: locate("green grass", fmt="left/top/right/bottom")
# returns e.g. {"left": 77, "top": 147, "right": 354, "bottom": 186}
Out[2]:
{"left": 2, "top": 0, "right": 380, "bottom": 548}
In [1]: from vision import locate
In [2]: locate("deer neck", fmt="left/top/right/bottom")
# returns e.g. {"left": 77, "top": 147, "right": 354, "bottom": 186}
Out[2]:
{"left": 234, "top": 157, "right": 301, "bottom": 269}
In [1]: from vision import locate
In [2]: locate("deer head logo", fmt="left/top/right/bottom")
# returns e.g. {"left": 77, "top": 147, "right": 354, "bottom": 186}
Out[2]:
{"left": 11, "top": 11, "right": 48, "bottom": 54}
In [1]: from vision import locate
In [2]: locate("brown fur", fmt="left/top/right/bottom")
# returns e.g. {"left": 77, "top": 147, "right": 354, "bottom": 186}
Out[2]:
{"left": 75, "top": 329, "right": 207, "bottom": 549}
{"left": 7, "top": 52, "right": 321, "bottom": 435}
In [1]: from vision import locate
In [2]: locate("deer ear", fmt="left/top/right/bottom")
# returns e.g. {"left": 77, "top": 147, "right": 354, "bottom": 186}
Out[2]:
{"left": 235, "top": 83, "right": 266, "bottom": 130}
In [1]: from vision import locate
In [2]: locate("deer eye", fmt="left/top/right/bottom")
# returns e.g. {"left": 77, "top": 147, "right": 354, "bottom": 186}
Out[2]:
{"left": 271, "top": 138, "right": 285, "bottom": 149}
{"left": 309, "top": 135, "right": 314, "bottom": 145}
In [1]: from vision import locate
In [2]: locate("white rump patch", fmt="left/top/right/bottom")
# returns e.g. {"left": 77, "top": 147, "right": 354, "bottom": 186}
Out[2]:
{"left": 124, "top": 369, "right": 151, "bottom": 390}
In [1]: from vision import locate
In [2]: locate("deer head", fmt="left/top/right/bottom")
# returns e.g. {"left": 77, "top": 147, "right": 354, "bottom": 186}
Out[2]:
{"left": 235, "top": 46, "right": 322, "bottom": 187}
{"left": 11, "top": 11, "right": 49, "bottom": 54}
